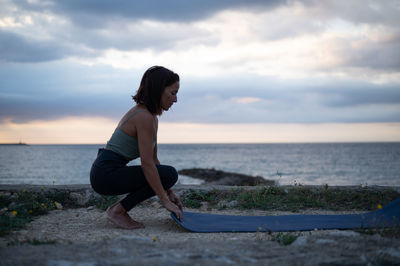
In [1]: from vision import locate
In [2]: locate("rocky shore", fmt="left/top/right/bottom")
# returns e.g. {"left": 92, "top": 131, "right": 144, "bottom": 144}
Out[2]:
{"left": 1, "top": 184, "right": 400, "bottom": 265}
{"left": 178, "top": 168, "right": 275, "bottom": 186}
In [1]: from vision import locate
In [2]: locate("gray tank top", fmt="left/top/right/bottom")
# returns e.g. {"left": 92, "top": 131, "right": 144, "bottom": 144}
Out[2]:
{"left": 105, "top": 110, "right": 155, "bottom": 160}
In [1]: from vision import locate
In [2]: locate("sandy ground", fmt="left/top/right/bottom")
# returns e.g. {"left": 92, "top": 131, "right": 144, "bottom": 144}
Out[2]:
{"left": 1, "top": 204, "right": 365, "bottom": 245}
{"left": 1, "top": 204, "right": 400, "bottom": 265}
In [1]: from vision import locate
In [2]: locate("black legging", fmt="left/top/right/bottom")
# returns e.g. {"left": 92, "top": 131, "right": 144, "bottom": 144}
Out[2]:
{"left": 90, "top": 148, "right": 178, "bottom": 211}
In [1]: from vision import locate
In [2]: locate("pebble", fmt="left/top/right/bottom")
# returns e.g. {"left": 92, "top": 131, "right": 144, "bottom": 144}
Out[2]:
{"left": 315, "top": 239, "right": 336, "bottom": 244}
{"left": 218, "top": 200, "right": 239, "bottom": 208}
{"left": 10, "top": 193, "right": 18, "bottom": 200}
{"left": 7, "top": 202, "right": 17, "bottom": 210}
{"left": 69, "top": 191, "right": 91, "bottom": 206}
{"left": 200, "top": 202, "right": 210, "bottom": 211}
{"left": 291, "top": 236, "right": 308, "bottom": 246}
{"left": 0, "top": 191, "right": 11, "bottom": 197}
{"left": 328, "top": 230, "right": 360, "bottom": 237}
{"left": 226, "top": 200, "right": 239, "bottom": 208}
{"left": 46, "top": 260, "right": 98, "bottom": 266}
{"left": 7, "top": 211, "right": 16, "bottom": 218}
{"left": 378, "top": 248, "right": 400, "bottom": 259}
{"left": 117, "top": 235, "right": 153, "bottom": 242}
{"left": 151, "top": 201, "right": 162, "bottom": 209}
{"left": 0, "top": 207, "right": 8, "bottom": 215}
{"left": 54, "top": 202, "right": 63, "bottom": 210}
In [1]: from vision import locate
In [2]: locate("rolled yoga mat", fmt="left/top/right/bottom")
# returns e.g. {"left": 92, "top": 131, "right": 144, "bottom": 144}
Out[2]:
{"left": 171, "top": 198, "right": 400, "bottom": 232}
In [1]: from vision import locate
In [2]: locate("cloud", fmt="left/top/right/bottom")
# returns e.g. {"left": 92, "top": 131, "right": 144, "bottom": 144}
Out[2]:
{"left": 162, "top": 74, "right": 400, "bottom": 123}
{"left": 304, "top": 0, "right": 400, "bottom": 27}
{"left": 1, "top": 62, "right": 399, "bottom": 124}
{"left": 315, "top": 82, "right": 400, "bottom": 108}
{"left": 1, "top": 1, "right": 221, "bottom": 62}
{"left": 230, "top": 97, "right": 262, "bottom": 104}
{"left": 0, "top": 29, "right": 75, "bottom": 62}
{"left": 0, "top": 62, "right": 141, "bottom": 122}
{"left": 13, "top": 0, "right": 283, "bottom": 25}
{"left": 0, "top": 0, "right": 399, "bottom": 128}
{"left": 65, "top": 20, "right": 218, "bottom": 52}
{"left": 1, "top": 0, "right": 399, "bottom": 75}
{"left": 343, "top": 35, "right": 400, "bottom": 71}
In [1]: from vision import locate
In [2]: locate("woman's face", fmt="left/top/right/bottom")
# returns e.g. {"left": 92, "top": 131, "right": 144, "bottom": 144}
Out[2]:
{"left": 161, "top": 81, "right": 179, "bottom": 111}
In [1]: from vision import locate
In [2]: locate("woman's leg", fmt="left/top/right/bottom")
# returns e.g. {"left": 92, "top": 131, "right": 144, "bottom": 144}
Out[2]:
{"left": 118, "top": 165, "right": 178, "bottom": 211}
{"left": 91, "top": 164, "right": 178, "bottom": 200}
{"left": 91, "top": 163, "right": 178, "bottom": 229}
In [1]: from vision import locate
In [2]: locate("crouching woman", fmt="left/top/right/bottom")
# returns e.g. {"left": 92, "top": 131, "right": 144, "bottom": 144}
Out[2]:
{"left": 90, "top": 66, "right": 183, "bottom": 229}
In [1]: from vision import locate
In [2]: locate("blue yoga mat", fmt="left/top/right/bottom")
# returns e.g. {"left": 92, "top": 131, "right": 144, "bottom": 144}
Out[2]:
{"left": 171, "top": 198, "right": 400, "bottom": 232}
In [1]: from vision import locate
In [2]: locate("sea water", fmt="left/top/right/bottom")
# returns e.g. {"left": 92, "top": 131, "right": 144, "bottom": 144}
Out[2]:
{"left": 0, "top": 143, "right": 399, "bottom": 186}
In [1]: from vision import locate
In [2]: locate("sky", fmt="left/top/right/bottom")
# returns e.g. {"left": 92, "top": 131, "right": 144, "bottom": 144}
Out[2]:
{"left": 0, "top": 0, "right": 399, "bottom": 144}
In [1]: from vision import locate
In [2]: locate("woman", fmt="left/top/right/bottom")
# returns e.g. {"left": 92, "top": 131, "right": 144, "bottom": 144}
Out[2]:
{"left": 90, "top": 66, "right": 183, "bottom": 229}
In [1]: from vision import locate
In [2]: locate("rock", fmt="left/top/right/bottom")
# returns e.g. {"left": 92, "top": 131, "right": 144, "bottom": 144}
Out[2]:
{"left": 7, "top": 202, "right": 17, "bottom": 210}
{"left": 151, "top": 201, "right": 162, "bottom": 209}
{"left": 178, "top": 168, "right": 275, "bottom": 186}
{"left": 217, "top": 200, "right": 238, "bottom": 208}
{"left": 328, "top": 230, "right": 359, "bottom": 237}
{"left": 0, "top": 207, "right": 8, "bottom": 215}
{"left": 200, "top": 201, "right": 211, "bottom": 211}
{"left": 291, "top": 236, "right": 308, "bottom": 246}
{"left": 69, "top": 191, "right": 90, "bottom": 206}
{"left": 226, "top": 200, "right": 238, "bottom": 208}
{"left": 0, "top": 191, "right": 11, "bottom": 197}
{"left": 117, "top": 235, "right": 152, "bottom": 242}
{"left": 10, "top": 193, "right": 18, "bottom": 200}
{"left": 315, "top": 239, "right": 336, "bottom": 244}
{"left": 377, "top": 248, "right": 400, "bottom": 260}
{"left": 46, "top": 260, "right": 98, "bottom": 266}
{"left": 7, "top": 211, "right": 17, "bottom": 218}
{"left": 87, "top": 206, "right": 95, "bottom": 211}
{"left": 54, "top": 201, "right": 63, "bottom": 210}
{"left": 217, "top": 201, "right": 227, "bottom": 208}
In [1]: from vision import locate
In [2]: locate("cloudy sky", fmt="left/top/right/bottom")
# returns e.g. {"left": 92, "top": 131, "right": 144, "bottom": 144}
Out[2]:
{"left": 0, "top": 0, "right": 399, "bottom": 143}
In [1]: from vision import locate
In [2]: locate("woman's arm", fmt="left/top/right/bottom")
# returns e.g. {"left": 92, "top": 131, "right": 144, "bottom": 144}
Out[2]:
{"left": 153, "top": 118, "right": 160, "bottom": 165}
{"left": 136, "top": 112, "right": 182, "bottom": 220}
{"left": 153, "top": 144, "right": 160, "bottom": 165}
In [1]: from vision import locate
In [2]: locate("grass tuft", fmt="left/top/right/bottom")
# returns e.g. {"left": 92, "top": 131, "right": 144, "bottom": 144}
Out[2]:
{"left": 88, "top": 195, "right": 121, "bottom": 211}
{"left": 271, "top": 232, "right": 299, "bottom": 246}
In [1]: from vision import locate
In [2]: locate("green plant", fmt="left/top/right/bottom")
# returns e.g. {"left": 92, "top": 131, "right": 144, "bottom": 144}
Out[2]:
{"left": 181, "top": 189, "right": 213, "bottom": 208}
{"left": 0, "top": 190, "right": 72, "bottom": 237}
{"left": 7, "top": 238, "right": 56, "bottom": 246}
{"left": 271, "top": 232, "right": 299, "bottom": 245}
{"left": 88, "top": 195, "right": 120, "bottom": 210}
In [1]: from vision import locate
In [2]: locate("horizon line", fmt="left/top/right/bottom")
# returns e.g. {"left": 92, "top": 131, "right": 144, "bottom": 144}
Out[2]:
{"left": 1, "top": 141, "right": 400, "bottom": 145}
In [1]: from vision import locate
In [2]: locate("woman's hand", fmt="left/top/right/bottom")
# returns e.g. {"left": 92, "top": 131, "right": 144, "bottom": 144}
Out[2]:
{"left": 168, "top": 190, "right": 183, "bottom": 212}
{"left": 162, "top": 199, "right": 183, "bottom": 221}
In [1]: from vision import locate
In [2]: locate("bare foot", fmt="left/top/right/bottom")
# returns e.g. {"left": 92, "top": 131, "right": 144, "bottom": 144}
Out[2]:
{"left": 106, "top": 202, "right": 145, "bottom": 229}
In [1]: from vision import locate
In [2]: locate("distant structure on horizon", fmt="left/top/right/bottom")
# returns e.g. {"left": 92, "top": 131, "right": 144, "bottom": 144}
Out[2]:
{"left": 0, "top": 140, "right": 28, "bottom": 145}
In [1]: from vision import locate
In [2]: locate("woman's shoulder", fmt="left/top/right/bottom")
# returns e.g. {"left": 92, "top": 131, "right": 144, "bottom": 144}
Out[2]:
{"left": 133, "top": 107, "right": 153, "bottom": 120}
{"left": 130, "top": 107, "right": 154, "bottom": 126}
{"left": 125, "top": 105, "right": 151, "bottom": 118}
{"left": 119, "top": 106, "right": 153, "bottom": 128}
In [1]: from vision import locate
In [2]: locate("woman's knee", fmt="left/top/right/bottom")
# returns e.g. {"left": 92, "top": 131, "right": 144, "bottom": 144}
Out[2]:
{"left": 158, "top": 165, "right": 178, "bottom": 187}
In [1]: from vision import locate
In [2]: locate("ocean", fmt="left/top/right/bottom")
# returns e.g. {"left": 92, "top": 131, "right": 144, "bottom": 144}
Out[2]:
{"left": 0, "top": 143, "right": 399, "bottom": 186}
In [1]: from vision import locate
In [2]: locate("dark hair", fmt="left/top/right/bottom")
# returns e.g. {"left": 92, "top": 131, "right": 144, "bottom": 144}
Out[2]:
{"left": 132, "top": 66, "right": 179, "bottom": 115}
